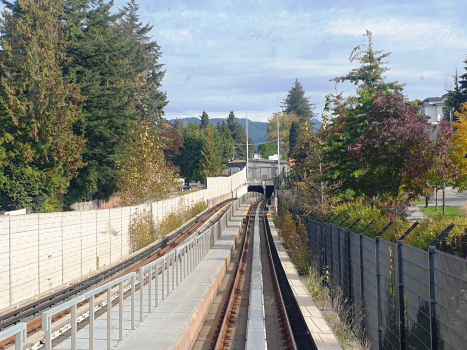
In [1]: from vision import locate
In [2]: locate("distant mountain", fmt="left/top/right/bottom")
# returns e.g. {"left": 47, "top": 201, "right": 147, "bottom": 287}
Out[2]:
{"left": 169, "top": 117, "right": 321, "bottom": 150}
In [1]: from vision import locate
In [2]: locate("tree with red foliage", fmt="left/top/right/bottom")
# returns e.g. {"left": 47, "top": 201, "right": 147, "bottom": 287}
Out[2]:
{"left": 348, "top": 90, "right": 455, "bottom": 218}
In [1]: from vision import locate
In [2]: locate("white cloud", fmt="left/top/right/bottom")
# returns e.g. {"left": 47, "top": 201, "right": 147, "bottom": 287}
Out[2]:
{"left": 159, "top": 30, "right": 193, "bottom": 42}
{"left": 268, "top": 59, "right": 353, "bottom": 77}
{"left": 328, "top": 18, "right": 467, "bottom": 50}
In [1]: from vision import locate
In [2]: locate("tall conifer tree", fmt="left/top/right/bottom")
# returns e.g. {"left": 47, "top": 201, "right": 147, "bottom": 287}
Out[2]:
{"left": 63, "top": 0, "right": 167, "bottom": 203}
{"left": 200, "top": 126, "right": 221, "bottom": 179}
{"left": 200, "top": 110, "right": 209, "bottom": 128}
{"left": 282, "top": 79, "right": 315, "bottom": 124}
{"left": 0, "top": 0, "right": 85, "bottom": 211}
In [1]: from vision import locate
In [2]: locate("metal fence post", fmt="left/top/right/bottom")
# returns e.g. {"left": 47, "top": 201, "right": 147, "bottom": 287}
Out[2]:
{"left": 139, "top": 268, "right": 144, "bottom": 322}
{"left": 428, "top": 223, "right": 454, "bottom": 350}
{"left": 119, "top": 282, "right": 124, "bottom": 341}
{"left": 428, "top": 246, "right": 438, "bottom": 350}
{"left": 107, "top": 287, "right": 112, "bottom": 350}
{"left": 71, "top": 303, "right": 77, "bottom": 350}
{"left": 397, "top": 222, "right": 419, "bottom": 350}
{"left": 375, "top": 234, "right": 382, "bottom": 349}
{"left": 148, "top": 266, "right": 152, "bottom": 312}
{"left": 131, "top": 275, "right": 135, "bottom": 330}
{"left": 162, "top": 256, "right": 165, "bottom": 300}
{"left": 359, "top": 232, "right": 365, "bottom": 335}
{"left": 347, "top": 229, "right": 352, "bottom": 303}
{"left": 90, "top": 294, "right": 95, "bottom": 349}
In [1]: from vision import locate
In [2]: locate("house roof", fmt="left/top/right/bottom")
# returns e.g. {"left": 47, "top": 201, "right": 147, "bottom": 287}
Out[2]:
{"left": 422, "top": 93, "right": 448, "bottom": 106}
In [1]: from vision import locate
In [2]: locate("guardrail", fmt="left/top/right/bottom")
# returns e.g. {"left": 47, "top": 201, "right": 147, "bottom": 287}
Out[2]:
{"left": 0, "top": 323, "right": 26, "bottom": 350}
{"left": 42, "top": 273, "right": 136, "bottom": 350}
{"left": 3, "top": 192, "right": 259, "bottom": 349}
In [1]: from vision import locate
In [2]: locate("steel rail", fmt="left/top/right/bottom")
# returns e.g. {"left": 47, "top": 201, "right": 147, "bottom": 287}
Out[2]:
{"left": 214, "top": 201, "right": 257, "bottom": 349}
{"left": 259, "top": 200, "right": 298, "bottom": 350}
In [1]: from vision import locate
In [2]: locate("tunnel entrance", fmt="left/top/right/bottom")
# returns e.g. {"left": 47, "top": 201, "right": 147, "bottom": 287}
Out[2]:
{"left": 247, "top": 185, "right": 263, "bottom": 194}
{"left": 247, "top": 185, "right": 275, "bottom": 199}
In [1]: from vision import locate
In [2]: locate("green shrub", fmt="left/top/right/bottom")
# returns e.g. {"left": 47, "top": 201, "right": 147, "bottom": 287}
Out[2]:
{"left": 331, "top": 201, "right": 391, "bottom": 238}
{"left": 380, "top": 220, "right": 412, "bottom": 242}
{"left": 279, "top": 213, "right": 310, "bottom": 275}
{"left": 129, "top": 200, "right": 208, "bottom": 252}
{"left": 405, "top": 216, "right": 467, "bottom": 250}
{"left": 129, "top": 208, "right": 157, "bottom": 252}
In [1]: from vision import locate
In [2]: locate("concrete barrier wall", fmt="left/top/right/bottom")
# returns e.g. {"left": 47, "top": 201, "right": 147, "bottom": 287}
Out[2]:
{"left": 0, "top": 170, "right": 246, "bottom": 310}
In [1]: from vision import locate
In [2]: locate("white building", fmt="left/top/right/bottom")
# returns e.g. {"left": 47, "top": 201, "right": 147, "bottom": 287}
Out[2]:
{"left": 421, "top": 94, "right": 448, "bottom": 124}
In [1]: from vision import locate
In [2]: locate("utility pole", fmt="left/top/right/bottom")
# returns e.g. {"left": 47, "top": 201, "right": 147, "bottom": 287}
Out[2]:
{"left": 276, "top": 114, "right": 280, "bottom": 209}
{"left": 246, "top": 104, "right": 249, "bottom": 181}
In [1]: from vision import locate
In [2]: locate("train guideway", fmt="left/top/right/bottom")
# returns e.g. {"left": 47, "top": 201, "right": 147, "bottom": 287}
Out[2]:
{"left": 111, "top": 197, "right": 259, "bottom": 350}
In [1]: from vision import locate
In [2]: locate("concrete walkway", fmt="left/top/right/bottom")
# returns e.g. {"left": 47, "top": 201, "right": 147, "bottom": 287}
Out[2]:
{"left": 268, "top": 214, "right": 342, "bottom": 350}
{"left": 115, "top": 199, "right": 253, "bottom": 350}
{"left": 407, "top": 206, "right": 428, "bottom": 221}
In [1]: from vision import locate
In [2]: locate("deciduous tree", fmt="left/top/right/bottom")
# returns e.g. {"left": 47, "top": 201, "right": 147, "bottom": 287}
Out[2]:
{"left": 117, "top": 121, "right": 178, "bottom": 206}
{"left": 348, "top": 91, "right": 437, "bottom": 217}
{"left": 450, "top": 103, "right": 467, "bottom": 190}
{"left": 322, "top": 30, "right": 401, "bottom": 197}
{"left": 266, "top": 112, "right": 299, "bottom": 159}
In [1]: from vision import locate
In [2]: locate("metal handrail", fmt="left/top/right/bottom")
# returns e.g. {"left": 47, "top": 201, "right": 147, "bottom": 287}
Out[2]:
{"left": 0, "top": 323, "right": 27, "bottom": 350}
{"left": 42, "top": 272, "right": 136, "bottom": 350}
{"left": 3, "top": 192, "right": 259, "bottom": 350}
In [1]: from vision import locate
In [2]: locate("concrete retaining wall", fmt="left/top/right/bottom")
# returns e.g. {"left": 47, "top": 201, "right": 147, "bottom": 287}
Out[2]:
{"left": 0, "top": 170, "right": 246, "bottom": 311}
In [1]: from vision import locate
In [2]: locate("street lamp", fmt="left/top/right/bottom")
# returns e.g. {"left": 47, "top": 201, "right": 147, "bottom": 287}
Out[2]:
{"left": 246, "top": 104, "right": 249, "bottom": 181}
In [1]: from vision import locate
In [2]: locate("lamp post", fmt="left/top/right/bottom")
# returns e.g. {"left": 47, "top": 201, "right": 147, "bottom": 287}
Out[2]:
{"left": 276, "top": 114, "right": 280, "bottom": 209}
{"left": 246, "top": 104, "right": 249, "bottom": 181}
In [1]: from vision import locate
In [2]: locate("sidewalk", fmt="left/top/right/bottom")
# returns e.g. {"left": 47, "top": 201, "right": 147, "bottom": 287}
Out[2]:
{"left": 406, "top": 205, "right": 428, "bottom": 221}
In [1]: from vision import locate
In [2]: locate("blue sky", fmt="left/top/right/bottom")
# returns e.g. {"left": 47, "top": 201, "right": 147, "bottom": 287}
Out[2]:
{"left": 115, "top": 0, "right": 467, "bottom": 122}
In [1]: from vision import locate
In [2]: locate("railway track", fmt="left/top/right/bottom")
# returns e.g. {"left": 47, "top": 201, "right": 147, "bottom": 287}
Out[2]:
{"left": 0, "top": 199, "right": 235, "bottom": 350}
{"left": 195, "top": 200, "right": 316, "bottom": 350}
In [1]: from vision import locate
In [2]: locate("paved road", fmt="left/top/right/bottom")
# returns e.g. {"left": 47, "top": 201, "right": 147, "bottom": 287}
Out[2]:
{"left": 421, "top": 187, "right": 467, "bottom": 208}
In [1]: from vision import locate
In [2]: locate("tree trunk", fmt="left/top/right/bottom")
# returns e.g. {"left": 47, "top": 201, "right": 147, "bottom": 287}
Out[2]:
{"left": 435, "top": 188, "right": 438, "bottom": 211}
{"left": 425, "top": 196, "right": 429, "bottom": 208}
{"left": 443, "top": 187, "right": 446, "bottom": 216}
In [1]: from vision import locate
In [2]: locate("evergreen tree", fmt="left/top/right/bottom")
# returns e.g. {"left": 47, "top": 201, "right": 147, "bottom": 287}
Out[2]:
{"left": 63, "top": 0, "right": 167, "bottom": 204}
{"left": 226, "top": 111, "right": 249, "bottom": 159}
{"left": 289, "top": 121, "right": 300, "bottom": 156}
{"left": 175, "top": 123, "right": 204, "bottom": 182}
{"left": 227, "top": 111, "right": 236, "bottom": 131}
{"left": 446, "top": 67, "right": 467, "bottom": 118}
{"left": 200, "top": 110, "right": 209, "bottom": 128}
{"left": 216, "top": 121, "right": 234, "bottom": 165}
{"left": 0, "top": 0, "right": 85, "bottom": 211}
{"left": 200, "top": 125, "right": 221, "bottom": 180}
{"left": 281, "top": 79, "right": 315, "bottom": 124}
{"left": 120, "top": 0, "right": 168, "bottom": 123}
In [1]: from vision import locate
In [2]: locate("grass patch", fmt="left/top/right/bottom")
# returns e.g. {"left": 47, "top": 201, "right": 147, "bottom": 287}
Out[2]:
{"left": 174, "top": 189, "right": 201, "bottom": 196}
{"left": 306, "top": 264, "right": 370, "bottom": 350}
{"left": 412, "top": 198, "right": 432, "bottom": 205}
{"left": 420, "top": 206, "right": 459, "bottom": 219}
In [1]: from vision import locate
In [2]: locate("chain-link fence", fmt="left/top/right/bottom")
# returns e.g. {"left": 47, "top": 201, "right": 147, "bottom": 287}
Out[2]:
{"left": 280, "top": 198, "right": 467, "bottom": 350}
